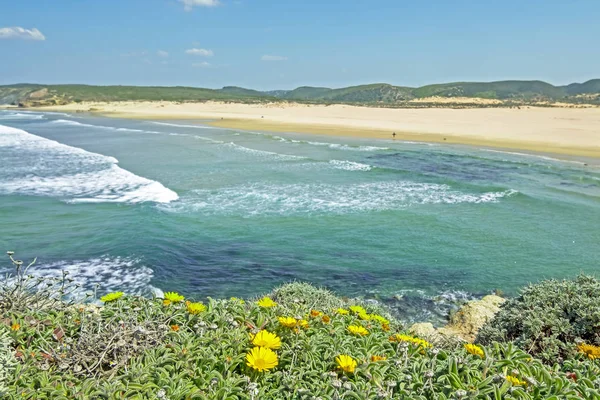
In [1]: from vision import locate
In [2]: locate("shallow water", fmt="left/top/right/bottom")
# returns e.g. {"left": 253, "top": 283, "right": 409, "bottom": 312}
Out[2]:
{"left": 1, "top": 110, "right": 599, "bottom": 323}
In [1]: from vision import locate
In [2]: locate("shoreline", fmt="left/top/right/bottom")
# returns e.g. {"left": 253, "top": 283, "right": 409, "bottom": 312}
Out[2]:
{"left": 15, "top": 100, "right": 600, "bottom": 161}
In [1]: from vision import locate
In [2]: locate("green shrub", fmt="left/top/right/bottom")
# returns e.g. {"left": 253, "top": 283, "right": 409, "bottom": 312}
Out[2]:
{"left": 476, "top": 275, "right": 600, "bottom": 363}
{"left": 4, "top": 253, "right": 600, "bottom": 399}
{"left": 0, "top": 327, "right": 17, "bottom": 396}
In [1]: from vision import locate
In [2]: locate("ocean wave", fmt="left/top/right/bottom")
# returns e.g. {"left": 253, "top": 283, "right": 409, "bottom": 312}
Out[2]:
{"left": 151, "top": 121, "right": 224, "bottom": 130}
{"left": 221, "top": 142, "right": 306, "bottom": 160}
{"left": 0, "top": 112, "right": 45, "bottom": 120}
{"left": 0, "top": 124, "right": 178, "bottom": 203}
{"left": 303, "top": 140, "right": 389, "bottom": 152}
{"left": 16, "top": 256, "right": 162, "bottom": 298}
{"left": 329, "top": 160, "right": 372, "bottom": 171}
{"left": 479, "top": 148, "right": 587, "bottom": 165}
{"left": 234, "top": 129, "right": 390, "bottom": 152}
{"left": 50, "top": 119, "right": 165, "bottom": 135}
{"left": 161, "top": 181, "right": 517, "bottom": 216}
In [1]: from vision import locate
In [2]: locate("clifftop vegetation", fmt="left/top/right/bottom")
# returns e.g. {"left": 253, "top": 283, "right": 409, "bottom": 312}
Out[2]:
{"left": 2, "top": 252, "right": 600, "bottom": 399}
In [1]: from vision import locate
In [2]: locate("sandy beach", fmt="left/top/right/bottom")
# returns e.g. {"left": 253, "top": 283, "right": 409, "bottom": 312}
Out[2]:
{"left": 37, "top": 101, "right": 600, "bottom": 159}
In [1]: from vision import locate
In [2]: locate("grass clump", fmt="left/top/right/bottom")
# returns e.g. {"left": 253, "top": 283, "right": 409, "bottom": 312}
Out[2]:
{"left": 476, "top": 274, "right": 600, "bottom": 363}
{"left": 3, "top": 253, "right": 600, "bottom": 399}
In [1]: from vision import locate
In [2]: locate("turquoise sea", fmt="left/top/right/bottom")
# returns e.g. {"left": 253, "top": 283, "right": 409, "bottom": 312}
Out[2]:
{"left": 1, "top": 110, "right": 599, "bottom": 323}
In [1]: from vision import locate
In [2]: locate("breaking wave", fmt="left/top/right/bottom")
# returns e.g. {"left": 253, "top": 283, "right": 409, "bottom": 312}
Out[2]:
{"left": 0, "top": 124, "right": 178, "bottom": 203}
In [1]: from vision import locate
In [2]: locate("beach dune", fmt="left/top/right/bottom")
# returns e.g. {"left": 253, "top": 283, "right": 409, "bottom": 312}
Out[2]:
{"left": 39, "top": 101, "right": 600, "bottom": 159}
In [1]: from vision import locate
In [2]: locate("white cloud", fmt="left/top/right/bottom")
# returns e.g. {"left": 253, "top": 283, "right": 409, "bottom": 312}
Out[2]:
{"left": 193, "top": 61, "right": 212, "bottom": 68}
{"left": 157, "top": 50, "right": 169, "bottom": 58}
{"left": 180, "top": 0, "right": 220, "bottom": 11}
{"left": 261, "top": 55, "right": 287, "bottom": 61}
{"left": 186, "top": 48, "right": 213, "bottom": 57}
{"left": 0, "top": 27, "right": 46, "bottom": 41}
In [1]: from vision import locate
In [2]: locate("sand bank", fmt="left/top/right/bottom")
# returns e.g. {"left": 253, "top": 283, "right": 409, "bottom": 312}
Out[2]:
{"left": 36, "top": 101, "right": 600, "bottom": 158}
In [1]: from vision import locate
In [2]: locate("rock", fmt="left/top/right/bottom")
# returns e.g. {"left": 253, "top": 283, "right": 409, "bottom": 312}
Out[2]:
{"left": 409, "top": 322, "right": 444, "bottom": 343}
{"left": 439, "top": 295, "right": 505, "bottom": 342}
{"left": 411, "top": 295, "right": 505, "bottom": 343}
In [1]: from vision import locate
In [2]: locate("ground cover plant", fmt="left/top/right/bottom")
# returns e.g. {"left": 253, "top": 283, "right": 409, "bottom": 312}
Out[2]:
{"left": 477, "top": 275, "right": 600, "bottom": 363}
{"left": 2, "top": 252, "right": 600, "bottom": 399}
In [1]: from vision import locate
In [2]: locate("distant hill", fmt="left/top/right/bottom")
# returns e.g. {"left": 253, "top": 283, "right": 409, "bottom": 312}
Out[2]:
{"left": 412, "top": 80, "right": 565, "bottom": 100}
{"left": 1, "top": 79, "right": 599, "bottom": 107}
{"left": 280, "top": 84, "right": 414, "bottom": 103}
{"left": 217, "top": 86, "right": 273, "bottom": 98}
{"left": 564, "top": 79, "right": 600, "bottom": 95}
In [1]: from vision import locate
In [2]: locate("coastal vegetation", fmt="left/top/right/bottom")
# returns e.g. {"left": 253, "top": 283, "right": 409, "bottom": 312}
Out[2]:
{"left": 2, "top": 252, "right": 600, "bottom": 399}
{"left": 1, "top": 79, "right": 599, "bottom": 108}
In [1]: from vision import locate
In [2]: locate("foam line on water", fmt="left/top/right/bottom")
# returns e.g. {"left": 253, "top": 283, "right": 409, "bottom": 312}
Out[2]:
{"left": 0, "top": 112, "right": 45, "bottom": 120}
{"left": 0, "top": 124, "right": 178, "bottom": 203}
{"left": 162, "top": 181, "right": 517, "bottom": 216}
{"left": 17, "top": 256, "right": 162, "bottom": 298}
{"left": 329, "top": 160, "right": 373, "bottom": 171}
{"left": 151, "top": 121, "right": 227, "bottom": 130}
{"left": 50, "top": 119, "right": 166, "bottom": 135}
{"left": 479, "top": 148, "right": 587, "bottom": 165}
{"left": 220, "top": 142, "right": 306, "bottom": 160}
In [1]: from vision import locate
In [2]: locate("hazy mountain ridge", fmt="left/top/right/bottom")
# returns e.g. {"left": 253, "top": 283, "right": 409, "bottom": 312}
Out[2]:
{"left": 1, "top": 79, "right": 599, "bottom": 107}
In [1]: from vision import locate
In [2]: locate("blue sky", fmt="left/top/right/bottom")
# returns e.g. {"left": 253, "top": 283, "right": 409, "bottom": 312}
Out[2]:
{"left": 1, "top": 0, "right": 598, "bottom": 90}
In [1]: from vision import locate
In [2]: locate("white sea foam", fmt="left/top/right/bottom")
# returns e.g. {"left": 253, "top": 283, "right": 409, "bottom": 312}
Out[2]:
{"left": 479, "top": 148, "right": 586, "bottom": 165}
{"left": 0, "top": 124, "right": 178, "bottom": 203}
{"left": 0, "top": 112, "right": 44, "bottom": 120}
{"left": 303, "top": 140, "right": 389, "bottom": 152}
{"left": 329, "top": 160, "right": 373, "bottom": 171}
{"left": 50, "top": 119, "right": 164, "bottom": 135}
{"left": 162, "top": 181, "right": 517, "bottom": 216}
{"left": 23, "top": 256, "right": 162, "bottom": 298}
{"left": 221, "top": 142, "right": 306, "bottom": 160}
{"left": 151, "top": 121, "right": 223, "bottom": 130}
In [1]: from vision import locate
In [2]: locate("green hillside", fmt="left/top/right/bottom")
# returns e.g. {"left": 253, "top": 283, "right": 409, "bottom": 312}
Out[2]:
{"left": 412, "top": 80, "right": 565, "bottom": 100}
{"left": 1, "top": 79, "right": 599, "bottom": 107}
{"left": 564, "top": 79, "right": 600, "bottom": 95}
{"left": 279, "top": 86, "right": 332, "bottom": 100}
{"left": 217, "top": 86, "right": 273, "bottom": 98}
{"left": 281, "top": 84, "right": 414, "bottom": 103}
{"left": 0, "top": 84, "right": 271, "bottom": 107}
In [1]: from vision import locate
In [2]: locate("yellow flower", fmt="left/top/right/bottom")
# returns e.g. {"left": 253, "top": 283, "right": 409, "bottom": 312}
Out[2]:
{"left": 246, "top": 346, "right": 278, "bottom": 372}
{"left": 163, "top": 299, "right": 171, "bottom": 306}
{"left": 347, "top": 325, "right": 369, "bottom": 336}
{"left": 336, "top": 308, "right": 349, "bottom": 315}
{"left": 298, "top": 319, "right": 309, "bottom": 329}
{"left": 370, "top": 355, "right": 387, "bottom": 362}
{"left": 505, "top": 375, "right": 527, "bottom": 386}
{"left": 389, "top": 334, "right": 431, "bottom": 348}
{"left": 100, "top": 292, "right": 124, "bottom": 302}
{"left": 464, "top": 344, "right": 485, "bottom": 358}
{"left": 170, "top": 324, "right": 180, "bottom": 332}
{"left": 10, "top": 323, "right": 20, "bottom": 331}
{"left": 357, "top": 311, "right": 371, "bottom": 320}
{"left": 370, "top": 314, "right": 390, "bottom": 325}
{"left": 187, "top": 302, "right": 207, "bottom": 314}
{"left": 322, "top": 315, "right": 331, "bottom": 324}
{"left": 381, "top": 323, "right": 390, "bottom": 331}
{"left": 310, "top": 310, "right": 323, "bottom": 318}
{"left": 251, "top": 330, "right": 281, "bottom": 349}
{"left": 164, "top": 292, "right": 185, "bottom": 303}
{"left": 335, "top": 354, "right": 357, "bottom": 373}
{"left": 257, "top": 297, "right": 277, "bottom": 308}
{"left": 577, "top": 343, "right": 600, "bottom": 360}
{"left": 349, "top": 305, "right": 366, "bottom": 314}
{"left": 278, "top": 317, "right": 298, "bottom": 328}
